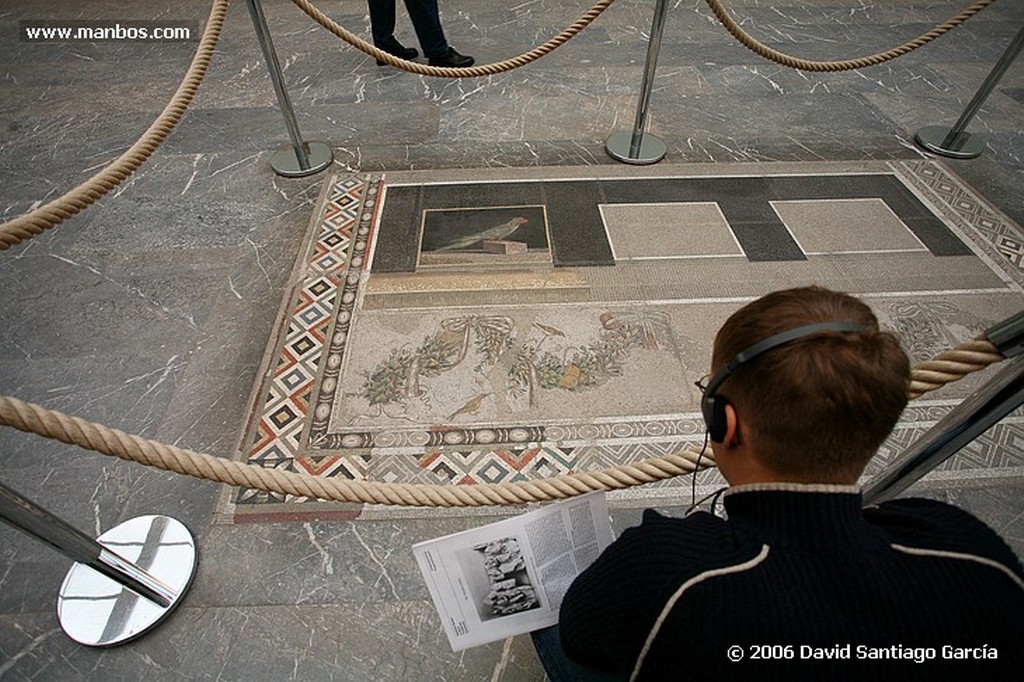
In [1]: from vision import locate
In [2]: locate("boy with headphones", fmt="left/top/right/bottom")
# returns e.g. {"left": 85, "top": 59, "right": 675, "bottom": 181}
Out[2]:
{"left": 534, "top": 286, "right": 1022, "bottom": 680}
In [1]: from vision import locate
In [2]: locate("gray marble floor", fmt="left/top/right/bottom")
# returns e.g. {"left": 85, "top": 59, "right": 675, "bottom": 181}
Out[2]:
{"left": 0, "top": 0, "right": 1022, "bottom": 679}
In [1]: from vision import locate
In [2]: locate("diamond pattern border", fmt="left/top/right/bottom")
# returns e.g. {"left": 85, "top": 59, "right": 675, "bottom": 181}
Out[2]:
{"left": 237, "top": 176, "right": 376, "bottom": 505}
{"left": 897, "top": 160, "right": 1024, "bottom": 279}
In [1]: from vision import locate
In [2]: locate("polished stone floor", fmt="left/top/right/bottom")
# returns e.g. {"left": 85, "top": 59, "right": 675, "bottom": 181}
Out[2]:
{"left": 1, "top": 0, "right": 1023, "bottom": 679}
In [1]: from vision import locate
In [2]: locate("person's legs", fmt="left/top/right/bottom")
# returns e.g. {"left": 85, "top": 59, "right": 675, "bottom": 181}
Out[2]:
{"left": 531, "top": 626, "right": 626, "bottom": 682}
{"left": 367, "top": 0, "right": 418, "bottom": 62}
{"left": 366, "top": 0, "right": 397, "bottom": 45}
{"left": 401, "top": 0, "right": 448, "bottom": 57}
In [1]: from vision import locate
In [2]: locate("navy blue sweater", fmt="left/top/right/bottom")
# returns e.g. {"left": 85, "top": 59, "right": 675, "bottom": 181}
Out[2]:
{"left": 559, "top": 483, "right": 1023, "bottom": 680}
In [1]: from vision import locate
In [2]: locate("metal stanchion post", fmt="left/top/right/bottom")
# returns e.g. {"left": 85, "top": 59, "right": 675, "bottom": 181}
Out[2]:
{"left": 863, "top": 324, "right": 1024, "bottom": 506}
{"left": 605, "top": 0, "right": 669, "bottom": 164}
{"left": 0, "top": 480, "right": 197, "bottom": 646}
{"left": 915, "top": 24, "right": 1024, "bottom": 159}
{"left": 245, "top": 0, "right": 333, "bottom": 177}
{"left": 863, "top": 356, "right": 1024, "bottom": 505}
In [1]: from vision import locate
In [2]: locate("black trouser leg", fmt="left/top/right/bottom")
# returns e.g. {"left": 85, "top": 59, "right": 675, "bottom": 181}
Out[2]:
{"left": 402, "top": 0, "right": 448, "bottom": 57}
{"left": 367, "top": 0, "right": 397, "bottom": 46}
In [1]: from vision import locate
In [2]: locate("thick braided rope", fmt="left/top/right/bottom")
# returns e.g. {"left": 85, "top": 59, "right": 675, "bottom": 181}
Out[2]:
{"left": 704, "top": 0, "right": 997, "bottom": 72}
{"left": 0, "top": 395, "right": 710, "bottom": 507}
{"left": 0, "top": 0, "right": 230, "bottom": 251}
{"left": 289, "top": 0, "right": 618, "bottom": 78}
{"left": 0, "top": 338, "right": 1005, "bottom": 506}
{"left": 908, "top": 337, "right": 1005, "bottom": 399}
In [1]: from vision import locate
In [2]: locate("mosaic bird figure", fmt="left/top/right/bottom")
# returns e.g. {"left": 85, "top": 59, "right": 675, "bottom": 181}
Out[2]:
{"left": 533, "top": 322, "right": 566, "bottom": 338}
{"left": 435, "top": 216, "right": 529, "bottom": 251}
{"left": 447, "top": 392, "right": 490, "bottom": 421}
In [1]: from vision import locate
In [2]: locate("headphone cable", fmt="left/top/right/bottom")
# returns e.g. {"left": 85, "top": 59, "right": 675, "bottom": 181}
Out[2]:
{"left": 689, "top": 430, "right": 710, "bottom": 510}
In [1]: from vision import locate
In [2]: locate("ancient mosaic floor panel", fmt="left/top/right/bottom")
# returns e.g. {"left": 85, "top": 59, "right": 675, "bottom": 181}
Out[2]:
{"left": 230, "top": 161, "right": 1024, "bottom": 521}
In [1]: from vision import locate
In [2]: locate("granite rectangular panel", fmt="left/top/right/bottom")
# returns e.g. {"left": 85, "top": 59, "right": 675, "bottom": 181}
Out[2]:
{"left": 600, "top": 176, "right": 805, "bottom": 260}
{"left": 771, "top": 198, "right": 928, "bottom": 255}
{"left": 600, "top": 202, "right": 743, "bottom": 260}
{"left": 584, "top": 253, "right": 1009, "bottom": 303}
{"left": 764, "top": 174, "right": 972, "bottom": 255}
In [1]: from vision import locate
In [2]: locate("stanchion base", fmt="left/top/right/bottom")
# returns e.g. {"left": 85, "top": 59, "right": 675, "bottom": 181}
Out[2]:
{"left": 270, "top": 141, "right": 334, "bottom": 177}
{"left": 605, "top": 131, "right": 667, "bottom": 165}
{"left": 57, "top": 515, "right": 197, "bottom": 647}
{"left": 914, "top": 125, "right": 985, "bottom": 159}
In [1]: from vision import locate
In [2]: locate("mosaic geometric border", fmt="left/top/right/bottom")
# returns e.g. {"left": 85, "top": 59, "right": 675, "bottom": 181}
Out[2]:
{"left": 238, "top": 175, "right": 378, "bottom": 504}
{"left": 233, "top": 161, "right": 1024, "bottom": 521}
{"left": 897, "top": 159, "right": 1024, "bottom": 278}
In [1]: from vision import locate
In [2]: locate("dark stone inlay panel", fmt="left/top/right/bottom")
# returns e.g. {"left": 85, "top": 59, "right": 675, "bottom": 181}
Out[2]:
{"left": 373, "top": 174, "right": 970, "bottom": 272}
{"left": 542, "top": 180, "right": 611, "bottom": 267}
{"left": 376, "top": 181, "right": 614, "bottom": 271}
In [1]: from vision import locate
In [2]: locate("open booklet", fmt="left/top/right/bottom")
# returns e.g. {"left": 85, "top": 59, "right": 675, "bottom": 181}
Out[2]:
{"left": 412, "top": 491, "right": 614, "bottom": 651}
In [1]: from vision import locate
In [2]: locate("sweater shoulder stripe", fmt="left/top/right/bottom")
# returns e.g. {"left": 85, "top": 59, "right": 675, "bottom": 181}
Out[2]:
{"left": 630, "top": 544, "right": 771, "bottom": 682}
{"left": 891, "top": 543, "right": 1024, "bottom": 591}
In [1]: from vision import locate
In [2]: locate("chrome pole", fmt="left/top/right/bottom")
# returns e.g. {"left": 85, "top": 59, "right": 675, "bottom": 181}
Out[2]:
{"left": 0, "top": 481, "right": 173, "bottom": 607}
{"left": 245, "top": 0, "right": 333, "bottom": 176}
{"left": 0, "top": 480, "right": 197, "bottom": 646}
{"left": 863, "top": 354, "right": 1024, "bottom": 506}
{"left": 915, "top": 24, "right": 1024, "bottom": 159}
{"left": 605, "top": 0, "right": 669, "bottom": 164}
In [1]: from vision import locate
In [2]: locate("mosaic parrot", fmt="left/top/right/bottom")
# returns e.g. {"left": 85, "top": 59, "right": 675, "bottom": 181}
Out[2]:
{"left": 435, "top": 216, "right": 529, "bottom": 251}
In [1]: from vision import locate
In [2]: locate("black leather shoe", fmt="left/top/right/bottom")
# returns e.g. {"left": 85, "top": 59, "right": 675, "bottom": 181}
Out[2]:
{"left": 375, "top": 41, "right": 418, "bottom": 66}
{"left": 428, "top": 47, "right": 475, "bottom": 68}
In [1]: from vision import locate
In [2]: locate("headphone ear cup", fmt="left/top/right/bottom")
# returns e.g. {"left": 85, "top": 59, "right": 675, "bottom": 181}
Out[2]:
{"left": 708, "top": 395, "right": 730, "bottom": 443}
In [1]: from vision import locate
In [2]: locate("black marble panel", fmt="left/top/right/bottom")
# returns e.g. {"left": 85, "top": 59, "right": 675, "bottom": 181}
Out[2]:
{"left": 542, "top": 180, "right": 612, "bottom": 266}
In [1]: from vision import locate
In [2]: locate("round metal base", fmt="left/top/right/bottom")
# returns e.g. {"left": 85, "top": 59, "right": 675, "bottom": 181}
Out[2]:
{"left": 57, "top": 515, "right": 197, "bottom": 647}
{"left": 270, "top": 141, "right": 334, "bottom": 177}
{"left": 914, "top": 125, "right": 985, "bottom": 159}
{"left": 605, "top": 131, "right": 667, "bottom": 165}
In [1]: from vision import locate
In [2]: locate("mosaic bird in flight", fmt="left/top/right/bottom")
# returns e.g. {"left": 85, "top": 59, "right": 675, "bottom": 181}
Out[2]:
{"left": 435, "top": 216, "right": 529, "bottom": 251}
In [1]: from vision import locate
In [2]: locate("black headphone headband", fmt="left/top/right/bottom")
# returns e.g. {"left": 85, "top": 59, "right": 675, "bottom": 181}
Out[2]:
{"left": 701, "top": 321, "right": 867, "bottom": 442}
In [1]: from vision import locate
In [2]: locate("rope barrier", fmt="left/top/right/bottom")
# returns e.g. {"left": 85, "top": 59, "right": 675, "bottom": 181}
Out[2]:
{"left": 704, "top": 0, "right": 998, "bottom": 72}
{"left": 291, "top": 0, "right": 996, "bottom": 77}
{"left": 0, "top": 0, "right": 998, "bottom": 251}
{"left": 0, "top": 395, "right": 712, "bottom": 507}
{"left": 289, "top": 0, "right": 619, "bottom": 77}
{"left": 0, "top": 337, "right": 1005, "bottom": 507}
{"left": 907, "top": 337, "right": 1005, "bottom": 399}
{"left": 0, "top": 0, "right": 230, "bottom": 252}
{"left": 0, "top": 0, "right": 1011, "bottom": 504}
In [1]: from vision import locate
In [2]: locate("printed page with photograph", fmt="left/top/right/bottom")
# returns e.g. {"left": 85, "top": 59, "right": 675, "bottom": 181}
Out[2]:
{"left": 412, "top": 491, "right": 614, "bottom": 651}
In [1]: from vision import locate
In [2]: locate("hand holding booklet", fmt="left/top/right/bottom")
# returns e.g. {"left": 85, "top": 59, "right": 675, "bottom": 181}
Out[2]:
{"left": 412, "top": 491, "right": 614, "bottom": 651}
